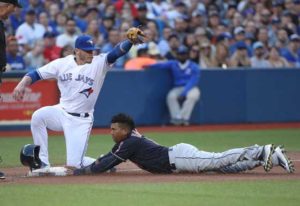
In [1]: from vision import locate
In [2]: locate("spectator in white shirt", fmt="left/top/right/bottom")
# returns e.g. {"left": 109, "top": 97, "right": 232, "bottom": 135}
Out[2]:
{"left": 15, "top": 9, "right": 45, "bottom": 52}
{"left": 56, "top": 18, "right": 79, "bottom": 48}
{"left": 250, "top": 41, "right": 271, "bottom": 68}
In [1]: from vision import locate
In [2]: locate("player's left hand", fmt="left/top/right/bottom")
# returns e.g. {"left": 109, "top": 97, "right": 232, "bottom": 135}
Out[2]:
{"left": 126, "top": 27, "right": 147, "bottom": 44}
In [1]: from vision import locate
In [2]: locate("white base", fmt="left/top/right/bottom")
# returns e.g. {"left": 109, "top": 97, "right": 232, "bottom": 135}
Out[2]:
{"left": 27, "top": 167, "right": 68, "bottom": 177}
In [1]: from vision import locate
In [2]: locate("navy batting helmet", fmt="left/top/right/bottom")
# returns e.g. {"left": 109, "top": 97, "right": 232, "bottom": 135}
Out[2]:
{"left": 20, "top": 144, "right": 42, "bottom": 170}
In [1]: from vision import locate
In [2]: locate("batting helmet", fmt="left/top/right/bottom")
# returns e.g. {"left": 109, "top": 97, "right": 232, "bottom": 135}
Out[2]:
{"left": 20, "top": 144, "right": 42, "bottom": 170}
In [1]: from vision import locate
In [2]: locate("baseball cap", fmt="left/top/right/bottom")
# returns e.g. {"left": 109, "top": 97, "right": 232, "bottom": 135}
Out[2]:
{"left": 137, "top": 3, "right": 147, "bottom": 11}
{"left": 26, "top": 9, "right": 36, "bottom": 15}
{"left": 290, "top": 34, "right": 300, "bottom": 41}
{"left": 43, "top": 31, "right": 56, "bottom": 38}
{"left": 234, "top": 26, "right": 245, "bottom": 35}
{"left": 0, "top": 0, "right": 22, "bottom": 8}
{"left": 252, "top": 41, "right": 264, "bottom": 50}
{"left": 75, "top": 35, "right": 100, "bottom": 51}
{"left": 216, "top": 32, "right": 232, "bottom": 42}
{"left": 177, "top": 45, "right": 188, "bottom": 54}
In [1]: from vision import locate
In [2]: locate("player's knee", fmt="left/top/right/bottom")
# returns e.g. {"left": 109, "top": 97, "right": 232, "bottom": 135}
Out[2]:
{"left": 31, "top": 109, "right": 46, "bottom": 127}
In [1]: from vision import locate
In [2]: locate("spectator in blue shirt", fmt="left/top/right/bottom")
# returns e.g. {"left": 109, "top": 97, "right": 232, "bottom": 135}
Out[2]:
{"left": 6, "top": 35, "right": 25, "bottom": 71}
{"left": 280, "top": 34, "right": 300, "bottom": 68}
{"left": 147, "top": 45, "right": 201, "bottom": 126}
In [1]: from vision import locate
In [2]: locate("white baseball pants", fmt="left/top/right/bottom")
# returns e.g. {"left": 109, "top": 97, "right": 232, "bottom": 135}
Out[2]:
{"left": 168, "top": 143, "right": 252, "bottom": 173}
{"left": 31, "top": 105, "right": 95, "bottom": 168}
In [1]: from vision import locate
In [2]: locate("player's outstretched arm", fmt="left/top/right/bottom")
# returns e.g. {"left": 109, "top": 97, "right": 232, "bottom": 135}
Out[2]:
{"left": 12, "top": 71, "right": 41, "bottom": 101}
{"left": 106, "top": 27, "right": 147, "bottom": 64}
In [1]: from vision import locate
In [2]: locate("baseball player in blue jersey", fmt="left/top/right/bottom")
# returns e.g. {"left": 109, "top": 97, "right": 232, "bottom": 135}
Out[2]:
{"left": 146, "top": 45, "right": 200, "bottom": 126}
{"left": 73, "top": 113, "right": 295, "bottom": 175}
{"left": 13, "top": 28, "right": 146, "bottom": 169}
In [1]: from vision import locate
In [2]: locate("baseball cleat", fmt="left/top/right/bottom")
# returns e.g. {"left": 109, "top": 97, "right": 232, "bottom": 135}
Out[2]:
{"left": 274, "top": 145, "right": 295, "bottom": 173}
{"left": 0, "top": 171, "right": 5, "bottom": 180}
{"left": 262, "top": 144, "right": 275, "bottom": 172}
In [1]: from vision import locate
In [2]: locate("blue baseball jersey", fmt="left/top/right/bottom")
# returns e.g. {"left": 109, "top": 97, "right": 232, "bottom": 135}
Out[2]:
{"left": 90, "top": 133, "right": 173, "bottom": 174}
{"left": 147, "top": 60, "right": 200, "bottom": 96}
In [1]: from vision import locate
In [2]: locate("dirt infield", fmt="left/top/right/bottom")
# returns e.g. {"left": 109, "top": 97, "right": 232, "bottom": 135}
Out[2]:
{"left": 1, "top": 152, "right": 299, "bottom": 185}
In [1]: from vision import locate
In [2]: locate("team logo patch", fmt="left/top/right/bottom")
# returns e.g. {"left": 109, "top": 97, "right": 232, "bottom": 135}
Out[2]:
{"left": 79, "top": 87, "right": 94, "bottom": 98}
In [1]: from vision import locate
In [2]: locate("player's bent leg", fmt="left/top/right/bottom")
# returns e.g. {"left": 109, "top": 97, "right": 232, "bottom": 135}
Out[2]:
{"left": 167, "top": 87, "right": 183, "bottom": 122}
{"left": 180, "top": 87, "right": 200, "bottom": 124}
{"left": 64, "top": 114, "right": 93, "bottom": 168}
{"left": 31, "top": 105, "right": 64, "bottom": 166}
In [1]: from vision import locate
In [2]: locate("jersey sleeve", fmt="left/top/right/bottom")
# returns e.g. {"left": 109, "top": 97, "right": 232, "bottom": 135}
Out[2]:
{"left": 36, "top": 58, "right": 61, "bottom": 80}
{"left": 89, "top": 138, "right": 138, "bottom": 173}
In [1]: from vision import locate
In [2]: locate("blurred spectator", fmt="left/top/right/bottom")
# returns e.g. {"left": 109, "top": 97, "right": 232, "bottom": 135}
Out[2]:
{"left": 207, "top": 10, "right": 220, "bottom": 38}
{"left": 15, "top": 9, "right": 45, "bottom": 51}
{"left": 124, "top": 46, "right": 157, "bottom": 71}
{"left": 85, "top": 7, "right": 100, "bottom": 23}
{"left": 189, "top": 10, "right": 206, "bottom": 32}
{"left": 275, "top": 28, "right": 290, "bottom": 49}
{"left": 146, "top": 46, "right": 201, "bottom": 126}
{"left": 268, "top": 46, "right": 291, "bottom": 68}
{"left": 60, "top": 44, "right": 73, "bottom": 58}
{"left": 38, "top": 12, "right": 53, "bottom": 33}
{"left": 250, "top": 41, "right": 271, "bottom": 68}
{"left": 194, "top": 27, "right": 209, "bottom": 47}
{"left": 212, "top": 42, "right": 231, "bottom": 69}
{"left": 163, "top": 1, "right": 188, "bottom": 28}
{"left": 199, "top": 40, "right": 215, "bottom": 69}
{"left": 158, "top": 26, "right": 172, "bottom": 57}
{"left": 56, "top": 18, "right": 79, "bottom": 48}
{"left": 99, "top": 14, "right": 116, "bottom": 41}
{"left": 101, "top": 29, "right": 128, "bottom": 69}
{"left": 8, "top": 6, "right": 24, "bottom": 32}
{"left": 52, "top": 13, "right": 68, "bottom": 35}
{"left": 189, "top": 44, "right": 200, "bottom": 65}
{"left": 280, "top": 34, "right": 300, "bottom": 67}
{"left": 6, "top": 35, "right": 26, "bottom": 71}
{"left": 73, "top": 1, "right": 88, "bottom": 32}
{"left": 85, "top": 19, "right": 103, "bottom": 46}
{"left": 115, "top": 0, "right": 137, "bottom": 22}
{"left": 229, "top": 41, "right": 251, "bottom": 68}
{"left": 183, "top": 33, "right": 197, "bottom": 49}
{"left": 164, "top": 33, "right": 180, "bottom": 60}
{"left": 133, "top": 3, "right": 150, "bottom": 27}
{"left": 147, "top": 0, "right": 170, "bottom": 19}
{"left": 230, "top": 26, "right": 252, "bottom": 56}
{"left": 43, "top": 31, "right": 61, "bottom": 63}
{"left": 24, "top": 40, "right": 45, "bottom": 71}
{"left": 257, "top": 27, "right": 270, "bottom": 48}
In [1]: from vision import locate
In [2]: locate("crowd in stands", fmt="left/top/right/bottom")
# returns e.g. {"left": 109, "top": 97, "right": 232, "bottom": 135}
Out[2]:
{"left": 2, "top": 0, "right": 300, "bottom": 71}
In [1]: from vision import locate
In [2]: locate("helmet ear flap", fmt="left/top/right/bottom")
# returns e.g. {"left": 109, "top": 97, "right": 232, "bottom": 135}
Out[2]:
{"left": 20, "top": 144, "right": 42, "bottom": 171}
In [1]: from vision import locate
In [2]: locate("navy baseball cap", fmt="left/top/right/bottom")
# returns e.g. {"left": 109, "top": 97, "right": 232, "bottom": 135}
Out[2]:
{"left": 75, "top": 35, "right": 100, "bottom": 51}
{"left": 177, "top": 45, "right": 188, "bottom": 54}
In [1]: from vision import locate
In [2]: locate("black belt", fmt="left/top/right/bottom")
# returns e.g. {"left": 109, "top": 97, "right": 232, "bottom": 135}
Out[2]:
{"left": 67, "top": 112, "right": 89, "bottom": 118}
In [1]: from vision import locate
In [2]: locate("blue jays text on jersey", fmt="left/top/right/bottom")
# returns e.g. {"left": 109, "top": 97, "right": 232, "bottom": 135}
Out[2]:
{"left": 59, "top": 73, "right": 94, "bottom": 86}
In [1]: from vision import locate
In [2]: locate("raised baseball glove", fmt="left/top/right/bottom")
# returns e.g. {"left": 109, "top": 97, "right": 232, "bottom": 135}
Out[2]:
{"left": 126, "top": 27, "right": 147, "bottom": 44}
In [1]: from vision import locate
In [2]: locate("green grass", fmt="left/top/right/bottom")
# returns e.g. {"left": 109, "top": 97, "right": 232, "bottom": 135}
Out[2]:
{"left": 1, "top": 181, "right": 300, "bottom": 206}
{"left": 0, "top": 129, "right": 300, "bottom": 167}
{"left": 0, "top": 129, "right": 299, "bottom": 206}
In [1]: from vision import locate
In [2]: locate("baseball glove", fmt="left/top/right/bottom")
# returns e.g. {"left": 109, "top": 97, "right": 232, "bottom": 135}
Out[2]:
{"left": 126, "top": 27, "right": 147, "bottom": 44}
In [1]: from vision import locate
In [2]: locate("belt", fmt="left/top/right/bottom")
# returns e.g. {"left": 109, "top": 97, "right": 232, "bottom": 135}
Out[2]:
{"left": 168, "top": 147, "right": 176, "bottom": 170}
{"left": 67, "top": 112, "right": 89, "bottom": 118}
